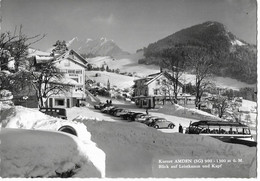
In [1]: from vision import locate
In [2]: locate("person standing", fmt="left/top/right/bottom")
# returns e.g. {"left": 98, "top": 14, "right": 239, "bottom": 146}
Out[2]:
{"left": 179, "top": 124, "right": 183, "bottom": 133}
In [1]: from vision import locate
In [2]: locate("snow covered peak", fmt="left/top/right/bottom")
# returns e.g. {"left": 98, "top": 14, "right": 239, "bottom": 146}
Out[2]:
{"left": 67, "top": 37, "right": 129, "bottom": 57}
{"left": 86, "top": 38, "right": 93, "bottom": 43}
{"left": 231, "top": 39, "right": 246, "bottom": 46}
{"left": 66, "top": 37, "right": 78, "bottom": 47}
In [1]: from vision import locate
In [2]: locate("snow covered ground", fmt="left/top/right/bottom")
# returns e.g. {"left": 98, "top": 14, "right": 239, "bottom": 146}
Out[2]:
{"left": 87, "top": 52, "right": 256, "bottom": 90}
{"left": 86, "top": 70, "right": 136, "bottom": 89}
{"left": 0, "top": 102, "right": 257, "bottom": 178}
{"left": 74, "top": 117, "right": 257, "bottom": 178}
{"left": 1, "top": 128, "right": 104, "bottom": 178}
{"left": 1, "top": 106, "right": 105, "bottom": 178}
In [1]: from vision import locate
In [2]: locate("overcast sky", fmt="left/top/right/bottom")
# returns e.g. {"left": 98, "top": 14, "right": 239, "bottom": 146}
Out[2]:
{"left": 1, "top": 0, "right": 257, "bottom": 53}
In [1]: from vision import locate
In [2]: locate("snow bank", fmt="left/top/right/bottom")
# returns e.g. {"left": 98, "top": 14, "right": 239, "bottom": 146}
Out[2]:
{"left": 158, "top": 104, "right": 222, "bottom": 121}
{"left": 0, "top": 102, "right": 15, "bottom": 127}
{"left": 81, "top": 120, "right": 256, "bottom": 178}
{"left": 1, "top": 106, "right": 105, "bottom": 178}
{"left": 0, "top": 128, "right": 103, "bottom": 178}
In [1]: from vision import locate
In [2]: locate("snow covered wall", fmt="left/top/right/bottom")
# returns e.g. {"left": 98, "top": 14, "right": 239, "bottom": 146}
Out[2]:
{"left": 0, "top": 106, "right": 105, "bottom": 178}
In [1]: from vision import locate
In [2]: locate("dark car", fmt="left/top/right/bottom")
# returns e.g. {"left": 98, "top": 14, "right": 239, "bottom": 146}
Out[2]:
{"left": 120, "top": 111, "right": 136, "bottom": 120}
{"left": 149, "top": 118, "right": 175, "bottom": 129}
{"left": 143, "top": 116, "right": 159, "bottom": 125}
{"left": 129, "top": 112, "right": 146, "bottom": 122}
{"left": 39, "top": 107, "right": 67, "bottom": 120}
{"left": 109, "top": 107, "right": 121, "bottom": 115}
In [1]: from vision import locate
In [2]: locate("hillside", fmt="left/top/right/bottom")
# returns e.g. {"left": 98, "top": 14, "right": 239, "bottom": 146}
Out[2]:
{"left": 140, "top": 21, "right": 257, "bottom": 84}
{"left": 85, "top": 71, "right": 137, "bottom": 89}
{"left": 86, "top": 51, "right": 255, "bottom": 90}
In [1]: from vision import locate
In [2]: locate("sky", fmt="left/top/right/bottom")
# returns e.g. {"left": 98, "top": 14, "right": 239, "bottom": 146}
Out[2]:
{"left": 0, "top": 0, "right": 257, "bottom": 53}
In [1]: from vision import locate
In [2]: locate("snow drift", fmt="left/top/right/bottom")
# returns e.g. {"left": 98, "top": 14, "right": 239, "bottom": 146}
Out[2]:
{"left": 0, "top": 106, "right": 105, "bottom": 178}
{"left": 73, "top": 116, "right": 256, "bottom": 178}
{"left": 0, "top": 128, "right": 103, "bottom": 178}
{"left": 158, "top": 103, "right": 222, "bottom": 121}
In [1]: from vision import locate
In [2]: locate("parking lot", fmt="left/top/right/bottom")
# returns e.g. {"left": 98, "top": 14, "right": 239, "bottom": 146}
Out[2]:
{"left": 87, "top": 101, "right": 198, "bottom": 133}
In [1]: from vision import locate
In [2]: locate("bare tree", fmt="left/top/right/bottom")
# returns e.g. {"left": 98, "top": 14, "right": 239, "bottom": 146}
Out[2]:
{"left": 186, "top": 48, "right": 214, "bottom": 109}
{"left": 159, "top": 48, "right": 186, "bottom": 103}
{"left": 28, "top": 59, "right": 71, "bottom": 108}
{"left": 0, "top": 25, "right": 45, "bottom": 72}
{"left": 212, "top": 96, "right": 229, "bottom": 118}
{"left": 159, "top": 79, "right": 176, "bottom": 104}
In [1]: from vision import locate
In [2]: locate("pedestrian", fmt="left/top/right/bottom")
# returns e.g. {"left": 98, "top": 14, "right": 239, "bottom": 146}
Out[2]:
{"left": 109, "top": 99, "right": 112, "bottom": 105}
{"left": 146, "top": 108, "right": 149, "bottom": 115}
{"left": 179, "top": 124, "right": 183, "bottom": 133}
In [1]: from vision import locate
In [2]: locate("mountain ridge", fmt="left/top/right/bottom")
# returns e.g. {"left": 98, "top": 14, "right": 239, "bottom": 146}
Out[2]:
{"left": 67, "top": 37, "right": 130, "bottom": 57}
{"left": 139, "top": 21, "right": 257, "bottom": 84}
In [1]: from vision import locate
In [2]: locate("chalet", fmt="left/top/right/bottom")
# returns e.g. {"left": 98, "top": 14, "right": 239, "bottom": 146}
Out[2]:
{"left": 34, "top": 49, "right": 88, "bottom": 108}
{"left": 133, "top": 70, "right": 184, "bottom": 108}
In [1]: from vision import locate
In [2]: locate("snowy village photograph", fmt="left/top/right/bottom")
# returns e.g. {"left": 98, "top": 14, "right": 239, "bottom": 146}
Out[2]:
{"left": 0, "top": 0, "right": 257, "bottom": 179}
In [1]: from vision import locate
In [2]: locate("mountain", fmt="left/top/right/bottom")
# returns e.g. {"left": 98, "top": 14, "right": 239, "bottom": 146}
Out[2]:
{"left": 140, "top": 21, "right": 257, "bottom": 84}
{"left": 67, "top": 37, "right": 130, "bottom": 57}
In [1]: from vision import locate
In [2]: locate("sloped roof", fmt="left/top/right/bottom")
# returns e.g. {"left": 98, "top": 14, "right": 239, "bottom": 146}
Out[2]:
{"left": 144, "top": 71, "right": 184, "bottom": 87}
{"left": 35, "top": 55, "right": 54, "bottom": 64}
{"left": 50, "top": 77, "right": 81, "bottom": 86}
{"left": 53, "top": 49, "right": 88, "bottom": 67}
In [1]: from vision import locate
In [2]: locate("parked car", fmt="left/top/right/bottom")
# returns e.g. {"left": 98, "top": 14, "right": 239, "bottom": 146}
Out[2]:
{"left": 120, "top": 111, "right": 136, "bottom": 120}
{"left": 149, "top": 118, "right": 175, "bottom": 129}
{"left": 108, "top": 107, "right": 120, "bottom": 115}
{"left": 94, "top": 102, "right": 107, "bottom": 110}
{"left": 101, "top": 106, "right": 116, "bottom": 113}
{"left": 39, "top": 107, "right": 67, "bottom": 120}
{"left": 135, "top": 115, "right": 153, "bottom": 123}
{"left": 112, "top": 108, "right": 124, "bottom": 116}
{"left": 114, "top": 109, "right": 129, "bottom": 117}
{"left": 130, "top": 112, "right": 146, "bottom": 122}
{"left": 143, "top": 116, "right": 159, "bottom": 126}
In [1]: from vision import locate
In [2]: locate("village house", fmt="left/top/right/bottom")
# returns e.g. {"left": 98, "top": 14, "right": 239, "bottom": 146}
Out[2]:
{"left": 32, "top": 49, "right": 88, "bottom": 108}
{"left": 133, "top": 70, "right": 184, "bottom": 108}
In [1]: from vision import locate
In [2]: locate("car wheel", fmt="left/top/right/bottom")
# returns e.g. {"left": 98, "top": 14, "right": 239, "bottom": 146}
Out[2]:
{"left": 154, "top": 125, "right": 159, "bottom": 129}
{"left": 169, "top": 124, "right": 175, "bottom": 129}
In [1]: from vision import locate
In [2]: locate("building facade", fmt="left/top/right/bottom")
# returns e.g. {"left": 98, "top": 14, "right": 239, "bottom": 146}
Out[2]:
{"left": 133, "top": 71, "right": 184, "bottom": 108}
{"left": 35, "top": 49, "right": 88, "bottom": 108}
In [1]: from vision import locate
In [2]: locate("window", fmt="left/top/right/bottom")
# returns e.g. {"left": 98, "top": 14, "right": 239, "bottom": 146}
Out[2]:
{"left": 76, "top": 70, "right": 82, "bottom": 74}
{"left": 55, "top": 99, "right": 65, "bottom": 106}
{"left": 145, "top": 89, "right": 148, "bottom": 96}
{"left": 68, "top": 70, "right": 75, "bottom": 74}
{"left": 154, "top": 89, "right": 158, "bottom": 95}
{"left": 143, "top": 100, "right": 147, "bottom": 106}
{"left": 157, "top": 80, "right": 160, "bottom": 85}
{"left": 162, "top": 79, "right": 167, "bottom": 85}
{"left": 60, "top": 69, "right": 67, "bottom": 73}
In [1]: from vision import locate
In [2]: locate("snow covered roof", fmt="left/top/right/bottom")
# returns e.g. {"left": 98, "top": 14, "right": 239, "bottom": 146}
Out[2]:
{"left": 54, "top": 49, "right": 88, "bottom": 67}
{"left": 34, "top": 55, "right": 54, "bottom": 64}
{"left": 27, "top": 48, "right": 51, "bottom": 57}
{"left": 50, "top": 77, "right": 81, "bottom": 86}
{"left": 143, "top": 71, "right": 183, "bottom": 87}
